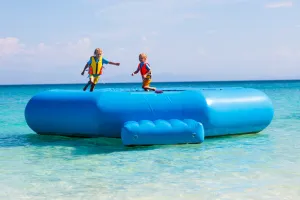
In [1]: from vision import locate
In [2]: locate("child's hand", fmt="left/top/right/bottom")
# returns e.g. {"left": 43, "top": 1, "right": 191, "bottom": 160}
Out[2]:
{"left": 116, "top": 63, "right": 120, "bottom": 66}
{"left": 81, "top": 71, "right": 84, "bottom": 75}
{"left": 131, "top": 73, "right": 134, "bottom": 76}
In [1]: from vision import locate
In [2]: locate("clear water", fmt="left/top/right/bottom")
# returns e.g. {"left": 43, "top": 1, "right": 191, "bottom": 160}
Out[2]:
{"left": 0, "top": 81, "right": 299, "bottom": 200}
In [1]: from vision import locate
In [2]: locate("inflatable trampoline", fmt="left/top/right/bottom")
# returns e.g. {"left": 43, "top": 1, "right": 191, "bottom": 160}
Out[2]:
{"left": 24, "top": 87, "right": 274, "bottom": 146}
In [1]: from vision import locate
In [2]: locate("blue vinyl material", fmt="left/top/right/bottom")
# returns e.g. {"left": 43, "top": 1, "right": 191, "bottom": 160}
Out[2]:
{"left": 121, "top": 119, "right": 205, "bottom": 146}
{"left": 24, "top": 87, "right": 274, "bottom": 139}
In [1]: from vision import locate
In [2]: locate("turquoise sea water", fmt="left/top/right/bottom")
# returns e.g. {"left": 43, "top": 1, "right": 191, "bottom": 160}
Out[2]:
{"left": 0, "top": 80, "right": 299, "bottom": 200}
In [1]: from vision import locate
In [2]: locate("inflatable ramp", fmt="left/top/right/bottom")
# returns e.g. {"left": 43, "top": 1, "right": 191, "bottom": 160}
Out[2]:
{"left": 121, "top": 119, "right": 205, "bottom": 146}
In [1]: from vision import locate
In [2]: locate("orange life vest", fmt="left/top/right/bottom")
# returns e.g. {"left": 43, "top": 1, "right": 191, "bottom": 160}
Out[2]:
{"left": 89, "top": 56, "right": 103, "bottom": 75}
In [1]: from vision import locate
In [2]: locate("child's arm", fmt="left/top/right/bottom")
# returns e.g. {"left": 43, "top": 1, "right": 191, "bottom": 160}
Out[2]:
{"left": 108, "top": 61, "right": 120, "bottom": 66}
{"left": 81, "top": 57, "right": 92, "bottom": 75}
{"left": 103, "top": 58, "right": 120, "bottom": 66}
{"left": 131, "top": 67, "right": 140, "bottom": 76}
{"left": 81, "top": 63, "right": 89, "bottom": 75}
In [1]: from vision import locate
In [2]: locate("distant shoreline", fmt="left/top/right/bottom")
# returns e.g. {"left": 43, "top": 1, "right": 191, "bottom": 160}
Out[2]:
{"left": 0, "top": 79, "right": 299, "bottom": 87}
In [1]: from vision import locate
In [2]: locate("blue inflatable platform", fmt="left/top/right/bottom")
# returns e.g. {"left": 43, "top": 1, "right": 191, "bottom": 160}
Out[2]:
{"left": 24, "top": 87, "right": 274, "bottom": 146}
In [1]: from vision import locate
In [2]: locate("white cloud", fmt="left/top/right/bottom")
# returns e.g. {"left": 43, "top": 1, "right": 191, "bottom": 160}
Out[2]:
{"left": 0, "top": 36, "right": 96, "bottom": 84}
{"left": 0, "top": 37, "right": 92, "bottom": 64}
{"left": 1, "top": 0, "right": 300, "bottom": 84}
{"left": 0, "top": 37, "right": 26, "bottom": 57}
{"left": 265, "top": 1, "right": 293, "bottom": 8}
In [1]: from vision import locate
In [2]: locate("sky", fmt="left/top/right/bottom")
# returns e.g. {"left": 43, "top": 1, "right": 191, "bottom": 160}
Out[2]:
{"left": 0, "top": 0, "right": 299, "bottom": 84}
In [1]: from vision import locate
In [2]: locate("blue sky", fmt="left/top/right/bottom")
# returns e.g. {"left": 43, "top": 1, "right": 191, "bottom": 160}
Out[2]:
{"left": 0, "top": 0, "right": 299, "bottom": 84}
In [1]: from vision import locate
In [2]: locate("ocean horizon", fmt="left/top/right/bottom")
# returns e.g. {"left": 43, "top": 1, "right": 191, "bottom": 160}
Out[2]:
{"left": 1, "top": 78, "right": 300, "bottom": 87}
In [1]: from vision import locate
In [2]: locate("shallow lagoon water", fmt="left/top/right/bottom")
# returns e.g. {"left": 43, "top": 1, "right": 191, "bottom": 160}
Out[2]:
{"left": 0, "top": 81, "right": 299, "bottom": 200}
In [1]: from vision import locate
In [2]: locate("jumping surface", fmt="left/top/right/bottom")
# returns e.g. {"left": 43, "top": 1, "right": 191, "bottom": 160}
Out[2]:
{"left": 24, "top": 87, "right": 274, "bottom": 145}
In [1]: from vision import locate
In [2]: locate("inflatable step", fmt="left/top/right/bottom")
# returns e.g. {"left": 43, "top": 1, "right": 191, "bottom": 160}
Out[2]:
{"left": 121, "top": 119, "right": 205, "bottom": 146}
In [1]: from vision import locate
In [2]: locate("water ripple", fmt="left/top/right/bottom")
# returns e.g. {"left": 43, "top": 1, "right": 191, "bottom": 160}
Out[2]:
{"left": 0, "top": 81, "right": 300, "bottom": 199}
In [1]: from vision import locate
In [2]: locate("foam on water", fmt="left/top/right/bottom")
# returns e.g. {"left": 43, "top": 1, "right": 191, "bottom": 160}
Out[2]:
{"left": 0, "top": 81, "right": 300, "bottom": 200}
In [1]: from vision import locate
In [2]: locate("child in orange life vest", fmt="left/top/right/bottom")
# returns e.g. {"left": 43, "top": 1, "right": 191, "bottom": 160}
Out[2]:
{"left": 81, "top": 48, "right": 120, "bottom": 92}
{"left": 131, "top": 53, "right": 156, "bottom": 91}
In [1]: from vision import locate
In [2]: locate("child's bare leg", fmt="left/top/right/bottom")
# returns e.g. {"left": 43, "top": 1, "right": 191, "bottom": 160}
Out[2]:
{"left": 88, "top": 77, "right": 95, "bottom": 92}
{"left": 90, "top": 83, "right": 96, "bottom": 92}
{"left": 142, "top": 78, "right": 156, "bottom": 91}
{"left": 90, "top": 76, "right": 100, "bottom": 92}
{"left": 83, "top": 81, "right": 91, "bottom": 91}
{"left": 143, "top": 86, "right": 156, "bottom": 91}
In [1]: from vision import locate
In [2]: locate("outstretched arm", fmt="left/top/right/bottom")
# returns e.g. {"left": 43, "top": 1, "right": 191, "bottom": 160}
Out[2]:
{"left": 102, "top": 58, "right": 119, "bottom": 66}
{"left": 108, "top": 61, "right": 120, "bottom": 66}
{"left": 132, "top": 67, "right": 140, "bottom": 76}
